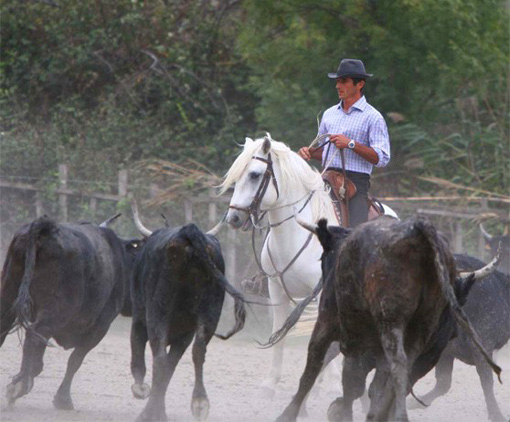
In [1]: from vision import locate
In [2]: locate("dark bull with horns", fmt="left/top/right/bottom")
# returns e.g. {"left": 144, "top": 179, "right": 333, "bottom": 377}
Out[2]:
{"left": 267, "top": 216, "right": 502, "bottom": 422}
{"left": 0, "top": 214, "right": 142, "bottom": 409}
{"left": 130, "top": 200, "right": 247, "bottom": 422}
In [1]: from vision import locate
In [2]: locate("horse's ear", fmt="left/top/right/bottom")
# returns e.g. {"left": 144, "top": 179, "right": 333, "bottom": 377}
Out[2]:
{"left": 262, "top": 134, "right": 272, "bottom": 154}
{"left": 245, "top": 137, "right": 254, "bottom": 146}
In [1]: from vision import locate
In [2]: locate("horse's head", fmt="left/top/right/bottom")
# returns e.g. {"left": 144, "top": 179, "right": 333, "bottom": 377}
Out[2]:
{"left": 221, "top": 134, "right": 282, "bottom": 230}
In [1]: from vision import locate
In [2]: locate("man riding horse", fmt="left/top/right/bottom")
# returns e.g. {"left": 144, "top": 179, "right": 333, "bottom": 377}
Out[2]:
{"left": 298, "top": 58, "right": 391, "bottom": 227}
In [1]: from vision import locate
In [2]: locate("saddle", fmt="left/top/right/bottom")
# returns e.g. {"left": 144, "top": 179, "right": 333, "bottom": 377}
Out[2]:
{"left": 322, "top": 169, "right": 384, "bottom": 227}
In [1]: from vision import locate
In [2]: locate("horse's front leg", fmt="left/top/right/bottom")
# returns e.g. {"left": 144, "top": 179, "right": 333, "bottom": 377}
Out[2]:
{"left": 260, "top": 276, "right": 291, "bottom": 398}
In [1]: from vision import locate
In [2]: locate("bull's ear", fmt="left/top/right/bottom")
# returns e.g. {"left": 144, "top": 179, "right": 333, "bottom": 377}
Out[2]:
{"left": 316, "top": 219, "right": 334, "bottom": 252}
{"left": 316, "top": 219, "right": 350, "bottom": 253}
{"left": 262, "top": 134, "right": 272, "bottom": 154}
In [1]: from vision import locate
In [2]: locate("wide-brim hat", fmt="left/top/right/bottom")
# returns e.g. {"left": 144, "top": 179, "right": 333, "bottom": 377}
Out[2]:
{"left": 327, "top": 58, "right": 373, "bottom": 79}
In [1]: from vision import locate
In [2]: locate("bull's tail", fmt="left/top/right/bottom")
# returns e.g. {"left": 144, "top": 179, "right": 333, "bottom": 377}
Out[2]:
{"left": 180, "top": 224, "right": 247, "bottom": 340}
{"left": 416, "top": 219, "right": 502, "bottom": 382}
{"left": 259, "top": 277, "right": 324, "bottom": 348}
{"left": 13, "top": 217, "right": 57, "bottom": 343}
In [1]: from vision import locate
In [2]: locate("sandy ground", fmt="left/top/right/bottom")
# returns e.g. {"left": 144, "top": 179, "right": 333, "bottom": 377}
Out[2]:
{"left": 1, "top": 309, "right": 509, "bottom": 422}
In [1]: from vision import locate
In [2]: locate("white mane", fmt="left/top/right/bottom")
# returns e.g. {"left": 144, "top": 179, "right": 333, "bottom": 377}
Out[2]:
{"left": 220, "top": 136, "right": 337, "bottom": 223}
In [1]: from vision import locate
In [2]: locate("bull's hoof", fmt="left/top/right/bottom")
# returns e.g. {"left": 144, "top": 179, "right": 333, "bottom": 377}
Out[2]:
{"left": 488, "top": 409, "right": 506, "bottom": 421}
{"left": 132, "top": 383, "right": 150, "bottom": 399}
{"left": 275, "top": 409, "right": 297, "bottom": 422}
{"left": 6, "top": 377, "right": 33, "bottom": 404}
{"left": 407, "top": 397, "right": 428, "bottom": 410}
{"left": 191, "top": 396, "right": 209, "bottom": 421}
{"left": 135, "top": 408, "right": 168, "bottom": 422}
{"left": 53, "top": 393, "right": 74, "bottom": 410}
{"left": 298, "top": 405, "right": 309, "bottom": 418}
{"left": 328, "top": 397, "right": 352, "bottom": 421}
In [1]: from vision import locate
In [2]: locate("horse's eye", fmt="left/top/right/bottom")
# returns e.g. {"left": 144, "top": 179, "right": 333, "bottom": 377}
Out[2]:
{"left": 249, "top": 172, "right": 261, "bottom": 180}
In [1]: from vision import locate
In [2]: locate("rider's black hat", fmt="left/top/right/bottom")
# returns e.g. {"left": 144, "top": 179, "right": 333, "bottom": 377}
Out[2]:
{"left": 327, "top": 58, "right": 373, "bottom": 79}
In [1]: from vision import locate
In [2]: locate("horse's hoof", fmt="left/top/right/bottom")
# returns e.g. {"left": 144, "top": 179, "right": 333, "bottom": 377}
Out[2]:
{"left": 132, "top": 383, "right": 150, "bottom": 399}
{"left": 53, "top": 394, "right": 74, "bottom": 410}
{"left": 191, "top": 396, "right": 209, "bottom": 421}
{"left": 258, "top": 385, "right": 276, "bottom": 399}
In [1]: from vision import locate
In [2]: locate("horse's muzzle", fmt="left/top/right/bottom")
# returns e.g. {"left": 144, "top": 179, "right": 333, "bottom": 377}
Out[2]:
{"left": 226, "top": 209, "right": 253, "bottom": 231}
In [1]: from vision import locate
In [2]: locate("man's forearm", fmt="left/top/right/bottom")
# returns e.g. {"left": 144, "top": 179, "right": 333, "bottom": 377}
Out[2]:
{"left": 310, "top": 146, "right": 324, "bottom": 161}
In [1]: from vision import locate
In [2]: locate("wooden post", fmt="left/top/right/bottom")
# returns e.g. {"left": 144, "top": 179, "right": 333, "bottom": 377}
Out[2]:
{"left": 59, "top": 164, "right": 68, "bottom": 222}
{"left": 89, "top": 197, "right": 97, "bottom": 218}
{"left": 184, "top": 199, "right": 193, "bottom": 223}
{"left": 454, "top": 220, "right": 463, "bottom": 253}
{"left": 478, "top": 198, "right": 488, "bottom": 260}
{"left": 208, "top": 187, "right": 217, "bottom": 226}
{"left": 35, "top": 191, "right": 44, "bottom": 217}
{"left": 118, "top": 169, "right": 128, "bottom": 197}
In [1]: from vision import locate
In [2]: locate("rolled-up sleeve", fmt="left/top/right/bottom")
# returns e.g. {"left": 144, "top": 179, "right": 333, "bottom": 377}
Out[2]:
{"left": 369, "top": 115, "right": 390, "bottom": 168}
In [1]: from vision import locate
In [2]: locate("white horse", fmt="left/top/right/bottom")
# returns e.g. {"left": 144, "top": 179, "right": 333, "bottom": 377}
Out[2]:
{"left": 219, "top": 133, "right": 396, "bottom": 396}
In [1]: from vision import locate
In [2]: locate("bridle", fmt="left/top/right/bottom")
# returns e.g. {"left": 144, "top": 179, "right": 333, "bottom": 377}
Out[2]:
{"left": 228, "top": 153, "right": 280, "bottom": 226}
{"left": 228, "top": 151, "right": 317, "bottom": 305}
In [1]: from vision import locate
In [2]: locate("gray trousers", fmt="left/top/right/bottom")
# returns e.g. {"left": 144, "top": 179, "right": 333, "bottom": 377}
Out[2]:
{"left": 345, "top": 170, "right": 370, "bottom": 228}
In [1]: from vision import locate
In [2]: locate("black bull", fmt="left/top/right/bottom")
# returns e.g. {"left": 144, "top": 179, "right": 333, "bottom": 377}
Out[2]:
{"left": 0, "top": 215, "right": 141, "bottom": 409}
{"left": 417, "top": 254, "right": 509, "bottom": 421}
{"left": 129, "top": 223, "right": 247, "bottom": 422}
{"left": 268, "top": 216, "right": 501, "bottom": 422}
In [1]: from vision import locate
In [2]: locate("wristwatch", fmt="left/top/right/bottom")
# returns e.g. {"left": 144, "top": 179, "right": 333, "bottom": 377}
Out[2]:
{"left": 348, "top": 139, "right": 356, "bottom": 149}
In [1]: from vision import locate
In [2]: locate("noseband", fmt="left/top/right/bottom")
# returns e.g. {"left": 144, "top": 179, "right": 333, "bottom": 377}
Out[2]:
{"left": 229, "top": 153, "right": 280, "bottom": 224}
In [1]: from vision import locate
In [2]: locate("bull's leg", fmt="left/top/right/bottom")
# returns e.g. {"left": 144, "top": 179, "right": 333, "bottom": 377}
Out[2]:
{"left": 0, "top": 257, "right": 22, "bottom": 347}
{"left": 131, "top": 318, "right": 150, "bottom": 399}
{"left": 53, "top": 346, "right": 90, "bottom": 410}
{"left": 367, "top": 359, "right": 393, "bottom": 421}
{"left": 414, "top": 352, "right": 454, "bottom": 407}
{"left": 260, "top": 278, "right": 290, "bottom": 398}
{"left": 190, "top": 322, "right": 215, "bottom": 421}
{"left": 6, "top": 325, "right": 50, "bottom": 405}
{"left": 300, "top": 342, "right": 341, "bottom": 418}
{"left": 54, "top": 315, "right": 115, "bottom": 411}
{"left": 373, "top": 327, "right": 408, "bottom": 422}
{"left": 0, "top": 294, "right": 17, "bottom": 347}
{"left": 275, "top": 321, "right": 334, "bottom": 422}
{"left": 474, "top": 353, "right": 505, "bottom": 421}
{"left": 137, "top": 332, "right": 194, "bottom": 422}
{"left": 327, "top": 354, "right": 375, "bottom": 422}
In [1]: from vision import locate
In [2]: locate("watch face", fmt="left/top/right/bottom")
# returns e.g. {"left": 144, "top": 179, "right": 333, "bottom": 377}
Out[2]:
{"left": 348, "top": 140, "right": 355, "bottom": 149}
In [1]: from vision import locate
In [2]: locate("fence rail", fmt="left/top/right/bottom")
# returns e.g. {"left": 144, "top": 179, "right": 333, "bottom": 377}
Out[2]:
{"left": 1, "top": 165, "right": 509, "bottom": 278}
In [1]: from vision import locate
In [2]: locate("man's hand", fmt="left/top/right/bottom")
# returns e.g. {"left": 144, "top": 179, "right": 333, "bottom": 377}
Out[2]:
{"left": 330, "top": 134, "right": 350, "bottom": 149}
{"left": 298, "top": 146, "right": 312, "bottom": 160}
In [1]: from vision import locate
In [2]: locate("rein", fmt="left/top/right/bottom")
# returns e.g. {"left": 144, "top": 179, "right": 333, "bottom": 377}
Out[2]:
{"left": 232, "top": 151, "right": 317, "bottom": 305}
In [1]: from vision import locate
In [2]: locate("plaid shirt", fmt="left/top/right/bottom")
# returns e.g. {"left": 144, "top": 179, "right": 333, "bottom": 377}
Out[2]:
{"left": 318, "top": 95, "right": 390, "bottom": 174}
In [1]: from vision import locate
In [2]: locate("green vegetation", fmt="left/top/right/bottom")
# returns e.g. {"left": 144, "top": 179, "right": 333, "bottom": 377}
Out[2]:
{"left": 1, "top": 0, "right": 508, "bottom": 242}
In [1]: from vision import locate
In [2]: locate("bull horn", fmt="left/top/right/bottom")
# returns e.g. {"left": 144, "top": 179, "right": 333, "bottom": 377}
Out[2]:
{"left": 130, "top": 198, "right": 153, "bottom": 237}
{"left": 99, "top": 213, "right": 122, "bottom": 228}
{"left": 459, "top": 242, "right": 502, "bottom": 281}
{"left": 297, "top": 216, "right": 317, "bottom": 234}
{"left": 480, "top": 223, "right": 493, "bottom": 242}
{"left": 206, "top": 211, "right": 227, "bottom": 236}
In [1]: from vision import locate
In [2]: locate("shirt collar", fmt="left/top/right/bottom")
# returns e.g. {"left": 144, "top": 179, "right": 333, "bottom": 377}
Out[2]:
{"left": 338, "top": 95, "right": 367, "bottom": 113}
